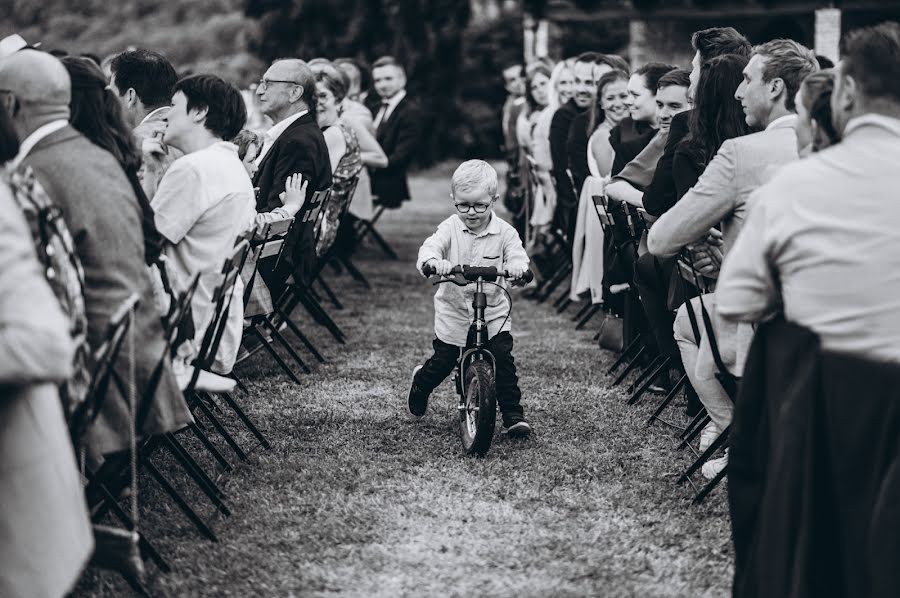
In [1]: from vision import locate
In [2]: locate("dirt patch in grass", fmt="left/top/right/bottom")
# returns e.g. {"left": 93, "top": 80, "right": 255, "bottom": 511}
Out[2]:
{"left": 76, "top": 164, "right": 732, "bottom": 597}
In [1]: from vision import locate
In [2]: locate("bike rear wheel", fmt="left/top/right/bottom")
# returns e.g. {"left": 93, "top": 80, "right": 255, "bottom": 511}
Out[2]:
{"left": 459, "top": 359, "right": 497, "bottom": 457}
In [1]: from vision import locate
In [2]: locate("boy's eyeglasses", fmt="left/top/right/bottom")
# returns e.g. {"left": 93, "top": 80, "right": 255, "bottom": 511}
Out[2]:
{"left": 455, "top": 203, "right": 491, "bottom": 214}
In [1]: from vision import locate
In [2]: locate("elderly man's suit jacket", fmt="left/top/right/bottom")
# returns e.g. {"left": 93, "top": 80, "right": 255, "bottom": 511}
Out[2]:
{"left": 648, "top": 116, "right": 799, "bottom": 379}
{"left": 24, "top": 125, "right": 192, "bottom": 455}
{"left": 0, "top": 181, "right": 93, "bottom": 598}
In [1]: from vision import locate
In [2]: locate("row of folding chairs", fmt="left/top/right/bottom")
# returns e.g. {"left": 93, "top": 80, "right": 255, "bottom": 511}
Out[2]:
{"left": 77, "top": 179, "right": 371, "bottom": 593}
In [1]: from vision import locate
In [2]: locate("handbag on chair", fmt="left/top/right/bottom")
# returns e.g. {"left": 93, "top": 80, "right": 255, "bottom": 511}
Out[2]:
{"left": 596, "top": 311, "right": 625, "bottom": 352}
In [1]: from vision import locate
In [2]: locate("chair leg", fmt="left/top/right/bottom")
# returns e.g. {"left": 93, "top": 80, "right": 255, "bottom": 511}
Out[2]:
{"left": 338, "top": 255, "right": 371, "bottom": 289}
{"left": 230, "top": 372, "right": 250, "bottom": 394}
{"left": 679, "top": 412, "right": 710, "bottom": 447}
{"left": 189, "top": 421, "right": 233, "bottom": 472}
{"left": 555, "top": 297, "right": 573, "bottom": 314}
{"left": 628, "top": 356, "right": 671, "bottom": 405}
{"left": 218, "top": 392, "right": 272, "bottom": 450}
{"left": 606, "top": 334, "right": 642, "bottom": 375}
{"left": 692, "top": 464, "right": 728, "bottom": 505}
{"left": 162, "top": 434, "right": 231, "bottom": 516}
{"left": 678, "top": 427, "right": 730, "bottom": 485}
{"left": 252, "top": 325, "right": 303, "bottom": 384}
{"left": 296, "top": 291, "right": 346, "bottom": 344}
{"left": 575, "top": 304, "right": 602, "bottom": 330}
{"left": 612, "top": 346, "right": 646, "bottom": 386}
{"left": 538, "top": 264, "right": 572, "bottom": 303}
{"left": 260, "top": 317, "right": 312, "bottom": 374}
{"left": 646, "top": 374, "right": 688, "bottom": 427}
{"left": 315, "top": 275, "right": 343, "bottom": 310}
{"left": 278, "top": 313, "right": 326, "bottom": 363}
{"left": 191, "top": 393, "right": 248, "bottom": 461}
{"left": 627, "top": 354, "right": 664, "bottom": 395}
{"left": 141, "top": 456, "right": 218, "bottom": 541}
{"left": 572, "top": 301, "right": 593, "bottom": 322}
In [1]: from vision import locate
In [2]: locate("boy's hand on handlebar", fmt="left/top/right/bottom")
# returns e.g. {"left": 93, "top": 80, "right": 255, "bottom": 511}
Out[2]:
{"left": 424, "top": 259, "right": 453, "bottom": 277}
{"left": 507, "top": 264, "right": 528, "bottom": 280}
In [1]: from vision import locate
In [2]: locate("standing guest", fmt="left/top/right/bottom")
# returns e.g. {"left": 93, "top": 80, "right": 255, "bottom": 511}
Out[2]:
{"left": 794, "top": 70, "right": 839, "bottom": 155}
{"left": 0, "top": 104, "right": 93, "bottom": 598}
{"left": 369, "top": 56, "right": 423, "bottom": 208}
{"left": 109, "top": 49, "right": 180, "bottom": 198}
{"left": 648, "top": 40, "right": 818, "bottom": 477}
{"left": 643, "top": 27, "right": 752, "bottom": 217}
{"left": 63, "top": 55, "right": 163, "bottom": 266}
{"left": 152, "top": 74, "right": 257, "bottom": 374}
{"left": 0, "top": 49, "right": 191, "bottom": 457}
{"left": 254, "top": 58, "right": 332, "bottom": 297}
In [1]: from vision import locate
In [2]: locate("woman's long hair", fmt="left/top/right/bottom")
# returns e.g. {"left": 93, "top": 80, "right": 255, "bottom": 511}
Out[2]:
{"left": 680, "top": 54, "right": 751, "bottom": 168}
{"left": 524, "top": 60, "right": 553, "bottom": 113}
{"left": 62, "top": 56, "right": 142, "bottom": 173}
{"left": 587, "top": 69, "right": 629, "bottom": 136}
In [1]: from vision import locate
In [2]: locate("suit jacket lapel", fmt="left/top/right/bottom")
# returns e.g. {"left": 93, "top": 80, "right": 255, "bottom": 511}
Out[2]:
{"left": 378, "top": 96, "right": 406, "bottom": 136}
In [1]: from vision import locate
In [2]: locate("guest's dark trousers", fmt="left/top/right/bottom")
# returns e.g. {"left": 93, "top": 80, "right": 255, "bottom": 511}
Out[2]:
{"left": 413, "top": 331, "right": 524, "bottom": 423}
{"left": 633, "top": 252, "right": 680, "bottom": 361}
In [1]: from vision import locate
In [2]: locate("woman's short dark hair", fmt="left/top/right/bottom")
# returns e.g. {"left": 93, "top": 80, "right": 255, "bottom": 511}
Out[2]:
{"left": 174, "top": 74, "right": 247, "bottom": 141}
{"left": 588, "top": 69, "right": 629, "bottom": 135}
{"left": 62, "top": 56, "right": 142, "bottom": 172}
{"left": 0, "top": 107, "right": 19, "bottom": 165}
{"left": 800, "top": 70, "right": 840, "bottom": 148}
{"left": 232, "top": 129, "right": 261, "bottom": 161}
{"left": 681, "top": 54, "right": 752, "bottom": 169}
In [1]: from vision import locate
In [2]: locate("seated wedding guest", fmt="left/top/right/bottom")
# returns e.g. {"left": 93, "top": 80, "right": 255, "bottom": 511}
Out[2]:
{"left": 369, "top": 56, "right": 423, "bottom": 208}
{"left": 718, "top": 23, "right": 900, "bottom": 356}
{"left": 518, "top": 60, "right": 554, "bottom": 233}
{"left": 532, "top": 59, "right": 572, "bottom": 182}
{"left": 0, "top": 105, "right": 93, "bottom": 598}
{"left": 234, "top": 128, "right": 262, "bottom": 178}
{"left": 588, "top": 69, "right": 630, "bottom": 177}
{"left": 0, "top": 49, "right": 191, "bottom": 456}
{"left": 500, "top": 62, "right": 526, "bottom": 173}
{"left": 109, "top": 49, "right": 180, "bottom": 198}
{"left": 63, "top": 55, "right": 163, "bottom": 266}
{"left": 648, "top": 40, "right": 818, "bottom": 477}
{"left": 643, "top": 27, "right": 752, "bottom": 217}
{"left": 152, "top": 74, "right": 257, "bottom": 374}
{"left": 254, "top": 58, "right": 332, "bottom": 297}
{"left": 794, "top": 70, "right": 839, "bottom": 155}
{"left": 609, "top": 62, "right": 677, "bottom": 176}
{"left": 605, "top": 68, "right": 690, "bottom": 207}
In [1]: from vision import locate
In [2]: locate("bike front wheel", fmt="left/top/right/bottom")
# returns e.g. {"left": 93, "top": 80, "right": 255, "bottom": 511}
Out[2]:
{"left": 459, "top": 359, "right": 497, "bottom": 457}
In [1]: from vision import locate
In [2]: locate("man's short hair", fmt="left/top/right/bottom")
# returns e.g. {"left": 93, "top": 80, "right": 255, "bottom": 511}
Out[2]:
{"left": 174, "top": 74, "right": 246, "bottom": 141}
{"left": 451, "top": 159, "right": 498, "bottom": 198}
{"left": 656, "top": 68, "right": 691, "bottom": 91}
{"left": 598, "top": 53, "right": 631, "bottom": 75}
{"left": 110, "top": 49, "right": 177, "bottom": 108}
{"left": 691, "top": 27, "right": 752, "bottom": 64}
{"left": 372, "top": 55, "right": 405, "bottom": 76}
{"left": 635, "top": 62, "right": 679, "bottom": 94}
{"left": 574, "top": 51, "right": 603, "bottom": 65}
{"left": 840, "top": 21, "right": 900, "bottom": 104}
{"left": 753, "top": 39, "right": 819, "bottom": 112}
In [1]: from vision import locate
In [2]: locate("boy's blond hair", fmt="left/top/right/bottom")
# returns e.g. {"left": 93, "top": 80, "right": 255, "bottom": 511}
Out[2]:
{"left": 450, "top": 159, "right": 499, "bottom": 199}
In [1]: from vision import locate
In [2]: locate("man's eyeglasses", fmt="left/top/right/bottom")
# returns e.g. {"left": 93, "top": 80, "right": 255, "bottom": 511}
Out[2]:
{"left": 455, "top": 203, "right": 491, "bottom": 214}
{"left": 257, "top": 78, "right": 301, "bottom": 91}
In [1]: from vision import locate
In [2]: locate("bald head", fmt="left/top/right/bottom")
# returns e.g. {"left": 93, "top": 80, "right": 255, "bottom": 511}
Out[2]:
{"left": 0, "top": 49, "right": 71, "bottom": 106}
{"left": 256, "top": 58, "right": 317, "bottom": 121}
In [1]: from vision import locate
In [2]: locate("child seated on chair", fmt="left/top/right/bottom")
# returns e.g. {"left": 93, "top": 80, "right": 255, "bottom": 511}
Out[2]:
{"left": 408, "top": 160, "right": 532, "bottom": 437}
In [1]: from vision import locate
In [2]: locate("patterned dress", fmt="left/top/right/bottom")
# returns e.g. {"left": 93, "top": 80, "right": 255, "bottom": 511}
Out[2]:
{"left": 316, "top": 121, "right": 363, "bottom": 257}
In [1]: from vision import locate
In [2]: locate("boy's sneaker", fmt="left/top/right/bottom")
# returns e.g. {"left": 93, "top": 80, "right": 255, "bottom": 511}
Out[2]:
{"left": 503, "top": 414, "right": 531, "bottom": 438}
{"left": 407, "top": 365, "right": 428, "bottom": 417}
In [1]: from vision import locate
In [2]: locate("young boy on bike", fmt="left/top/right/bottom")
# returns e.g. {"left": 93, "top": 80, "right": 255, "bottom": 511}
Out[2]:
{"left": 408, "top": 160, "right": 532, "bottom": 438}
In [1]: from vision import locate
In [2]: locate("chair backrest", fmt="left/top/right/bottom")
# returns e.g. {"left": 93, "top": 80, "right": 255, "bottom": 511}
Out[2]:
{"left": 188, "top": 240, "right": 251, "bottom": 389}
{"left": 591, "top": 194, "right": 615, "bottom": 230}
{"left": 162, "top": 272, "right": 201, "bottom": 356}
{"left": 306, "top": 188, "right": 331, "bottom": 247}
{"left": 258, "top": 217, "right": 295, "bottom": 262}
{"left": 69, "top": 293, "right": 140, "bottom": 447}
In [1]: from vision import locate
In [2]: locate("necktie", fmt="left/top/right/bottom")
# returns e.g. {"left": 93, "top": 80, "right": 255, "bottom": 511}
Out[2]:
{"left": 374, "top": 100, "right": 391, "bottom": 130}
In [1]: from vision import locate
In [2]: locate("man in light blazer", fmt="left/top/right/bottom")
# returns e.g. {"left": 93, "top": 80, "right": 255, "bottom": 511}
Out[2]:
{"left": 0, "top": 49, "right": 192, "bottom": 457}
{"left": 648, "top": 39, "right": 819, "bottom": 477}
{"left": 368, "top": 56, "right": 423, "bottom": 208}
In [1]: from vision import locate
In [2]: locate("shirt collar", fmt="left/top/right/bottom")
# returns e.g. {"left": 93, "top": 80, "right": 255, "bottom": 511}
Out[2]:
{"left": 264, "top": 109, "right": 309, "bottom": 144}
{"left": 10, "top": 119, "right": 68, "bottom": 171}
{"left": 460, "top": 211, "right": 501, "bottom": 237}
{"left": 139, "top": 106, "right": 169, "bottom": 127}
{"left": 765, "top": 113, "right": 798, "bottom": 131}
{"left": 843, "top": 113, "right": 900, "bottom": 138}
{"left": 381, "top": 89, "right": 406, "bottom": 113}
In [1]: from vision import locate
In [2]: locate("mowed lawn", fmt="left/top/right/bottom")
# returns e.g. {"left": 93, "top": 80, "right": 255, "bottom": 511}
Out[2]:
{"left": 78, "top": 163, "right": 733, "bottom": 598}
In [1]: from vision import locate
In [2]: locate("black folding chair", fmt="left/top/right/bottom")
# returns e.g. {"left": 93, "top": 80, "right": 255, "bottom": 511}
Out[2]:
{"left": 354, "top": 203, "right": 399, "bottom": 260}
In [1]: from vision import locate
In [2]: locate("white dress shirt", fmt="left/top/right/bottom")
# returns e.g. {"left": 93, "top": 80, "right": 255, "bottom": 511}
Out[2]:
{"left": 254, "top": 109, "right": 309, "bottom": 166}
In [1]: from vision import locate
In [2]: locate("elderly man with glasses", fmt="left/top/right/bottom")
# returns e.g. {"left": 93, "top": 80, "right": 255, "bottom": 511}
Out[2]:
{"left": 253, "top": 58, "right": 332, "bottom": 299}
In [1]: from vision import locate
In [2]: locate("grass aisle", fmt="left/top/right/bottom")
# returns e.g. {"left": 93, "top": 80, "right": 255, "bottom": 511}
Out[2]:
{"left": 82, "top": 164, "right": 733, "bottom": 598}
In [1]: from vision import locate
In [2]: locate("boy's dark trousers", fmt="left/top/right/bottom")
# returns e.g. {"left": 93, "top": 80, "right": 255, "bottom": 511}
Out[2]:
{"left": 413, "top": 331, "right": 524, "bottom": 425}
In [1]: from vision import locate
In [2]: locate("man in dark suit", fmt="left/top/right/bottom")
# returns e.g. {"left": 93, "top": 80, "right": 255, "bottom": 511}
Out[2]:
{"left": 368, "top": 56, "right": 423, "bottom": 208}
{"left": 0, "top": 49, "right": 191, "bottom": 456}
{"left": 253, "top": 58, "right": 332, "bottom": 295}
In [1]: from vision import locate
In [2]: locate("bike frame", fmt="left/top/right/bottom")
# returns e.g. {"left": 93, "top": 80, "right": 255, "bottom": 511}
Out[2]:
{"left": 457, "top": 276, "right": 497, "bottom": 390}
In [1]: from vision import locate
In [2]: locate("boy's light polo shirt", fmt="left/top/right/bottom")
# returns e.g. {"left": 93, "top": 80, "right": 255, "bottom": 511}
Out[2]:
{"left": 416, "top": 212, "right": 529, "bottom": 347}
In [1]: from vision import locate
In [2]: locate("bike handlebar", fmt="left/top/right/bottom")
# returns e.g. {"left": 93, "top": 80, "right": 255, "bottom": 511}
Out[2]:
{"left": 422, "top": 263, "right": 534, "bottom": 284}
